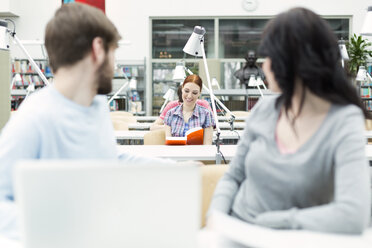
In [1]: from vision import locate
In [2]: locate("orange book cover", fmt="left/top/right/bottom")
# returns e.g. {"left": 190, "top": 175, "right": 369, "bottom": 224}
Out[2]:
{"left": 165, "top": 127, "right": 204, "bottom": 145}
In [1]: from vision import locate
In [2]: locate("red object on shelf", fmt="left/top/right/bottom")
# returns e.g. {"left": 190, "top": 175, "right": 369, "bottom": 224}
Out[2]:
{"left": 75, "top": 0, "right": 105, "bottom": 13}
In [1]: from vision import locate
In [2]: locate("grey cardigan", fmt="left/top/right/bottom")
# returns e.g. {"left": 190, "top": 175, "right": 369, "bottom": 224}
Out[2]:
{"left": 209, "top": 96, "right": 371, "bottom": 234}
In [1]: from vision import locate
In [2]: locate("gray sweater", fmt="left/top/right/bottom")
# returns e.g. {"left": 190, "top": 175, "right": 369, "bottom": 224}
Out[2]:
{"left": 209, "top": 96, "right": 371, "bottom": 234}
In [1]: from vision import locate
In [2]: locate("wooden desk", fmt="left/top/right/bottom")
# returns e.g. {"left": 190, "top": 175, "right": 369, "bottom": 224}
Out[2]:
{"left": 117, "top": 145, "right": 237, "bottom": 162}
{"left": 115, "top": 130, "right": 243, "bottom": 141}
{"left": 200, "top": 211, "right": 372, "bottom": 248}
{"left": 365, "top": 145, "right": 372, "bottom": 160}
{"left": 135, "top": 116, "right": 247, "bottom": 123}
{"left": 365, "top": 131, "right": 372, "bottom": 139}
{"left": 128, "top": 122, "right": 246, "bottom": 130}
{"left": 118, "top": 144, "right": 372, "bottom": 162}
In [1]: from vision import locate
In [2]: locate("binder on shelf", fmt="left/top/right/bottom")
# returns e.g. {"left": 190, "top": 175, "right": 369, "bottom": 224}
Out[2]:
{"left": 165, "top": 127, "right": 204, "bottom": 145}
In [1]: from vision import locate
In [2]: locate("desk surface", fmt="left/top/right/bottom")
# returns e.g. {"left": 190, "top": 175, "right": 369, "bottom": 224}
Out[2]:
{"left": 115, "top": 130, "right": 243, "bottom": 140}
{"left": 135, "top": 116, "right": 247, "bottom": 122}
{"left": 117, "top": 145, "right": 237, "bottom": 161}
{"left": 128, "top": 122, "right": 246, "bottom": 130}
{"left": 118, "top": 144, "right": 372, "bottom": 161}
{"left": 202, "top": 211, "right": 372, "bottom": 248}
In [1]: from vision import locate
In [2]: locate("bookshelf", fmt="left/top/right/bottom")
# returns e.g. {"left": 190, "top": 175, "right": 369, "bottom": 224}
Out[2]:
{"left": 109, "top": 59, "right": 146, "bottom": 115}
{"left": 10, "top": 58, "right": 52, "bottom": 111}
{"left": 360, "top": 84, "right": 372, "bottom": 112}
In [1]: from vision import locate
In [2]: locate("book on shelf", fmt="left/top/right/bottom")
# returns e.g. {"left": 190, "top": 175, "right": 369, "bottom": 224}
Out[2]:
{"left": 165, "top": 127, "right": 204, "bottom": 145}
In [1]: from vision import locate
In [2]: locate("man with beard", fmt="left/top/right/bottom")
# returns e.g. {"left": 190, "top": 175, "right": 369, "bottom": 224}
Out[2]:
{"left": 0, "top": 3, "right": 166, "bottom": 240}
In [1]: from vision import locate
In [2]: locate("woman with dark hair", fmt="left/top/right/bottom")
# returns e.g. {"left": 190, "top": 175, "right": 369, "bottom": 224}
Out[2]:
{"left": 209, "top": 7, "right": 371, "bottom": 234}
{"left": 164, "top": 75, "right": 215, "bottom": 145}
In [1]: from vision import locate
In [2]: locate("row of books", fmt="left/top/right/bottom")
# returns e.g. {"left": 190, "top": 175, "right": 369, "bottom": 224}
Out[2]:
{"left": 11, "top": 75, "right": 46, "bottom": 89}
{"left": 11, "top": 96, "right": 24, "bottom": 111}
{"left": 12, "top": 60, "right": 53, "bottom": 77}
{"left": 363, "top": 100, "right": 372, "bottom": 111}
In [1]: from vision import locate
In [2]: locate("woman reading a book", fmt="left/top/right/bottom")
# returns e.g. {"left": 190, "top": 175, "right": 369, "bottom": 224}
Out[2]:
{"left": 209, "top": 7, "right": 371, "bottom": 234}
{"left": 150, "top": 85, "right": 212, "bottom": 131}
{"left": 164, "top": 75, "right": 215, "bottom": 145}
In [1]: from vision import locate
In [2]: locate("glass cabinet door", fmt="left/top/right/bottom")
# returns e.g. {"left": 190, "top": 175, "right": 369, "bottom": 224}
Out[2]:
{"left": 152, "top": 19, "right": 215, "bottom": 59}
{"left": 219, "top": 19, "right": 268, "bottom": 59}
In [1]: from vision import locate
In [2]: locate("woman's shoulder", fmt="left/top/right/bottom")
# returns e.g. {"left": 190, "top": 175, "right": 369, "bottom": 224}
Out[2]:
{"left": 166, "top": 100, "right": 180, "bottom": 108}
{"left": 167, "top": 104, "right": 182, "bottom": 115}
{"left": 329, "top": 103, "right": 364, "bottom": 126}
{"left": 195, "top": 104, "right": 213, "bottom": 114}
{"left": 196, "top": 99, "right": 210, "bottom": 108}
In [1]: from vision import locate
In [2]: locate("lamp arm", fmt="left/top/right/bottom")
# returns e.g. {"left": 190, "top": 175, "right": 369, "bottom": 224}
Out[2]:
{"left": 9, "top": 32, "right": 50, "bottom": 86}
{"left": 107, "top": 73, "right": 129, "bottom": 105}
{"left": 160, "top": 99, "right": 169, "bottom": 113}
{"left": 184, "top": 65, "right": 236, "bottom": 123}
{"left": 200, "top": 40, "right": 220, "bottom": 134}
{"left": 367, "top": 72, "right": 372, "bottom": 83}
{"left": 256, "top": 85, "right": 264, "bottom": 98}
{"left": 184, "top": 67, "right": 193, "bottom": 75}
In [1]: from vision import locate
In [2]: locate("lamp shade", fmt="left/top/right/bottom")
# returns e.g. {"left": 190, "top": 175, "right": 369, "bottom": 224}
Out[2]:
{"left": 129, "top": 77, "right": 137, "bottom": 90}
{"left": 338, "top": 40, "right": 349, "bottom": 60}
{"left": 248, "top": 75, "right": 257, "bottom": 86}
{"left": 0, "top": 20, "right": 9, "bottom": 50}
{"left": 211, "top": 77, "right": 220, "bottom": 89}
{"left": 361, "top": 6, "right": 372, "bottom": 36}
{"left": 163, "top": 88, "right": 176, "bottom": 100}
{"left": 173, "top": 62, "right": 186, "bottom": 82}
{"left": 183, "top": 26, "right": 206, "bottom": 57}
{"left": 256, "top": 77, "right": 264, "bottom": 87}
{"left": 356, "top": 66, "right": 367, "bottom": 81}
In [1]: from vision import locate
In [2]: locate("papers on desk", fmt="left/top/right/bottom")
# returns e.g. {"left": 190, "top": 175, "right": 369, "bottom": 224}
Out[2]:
{"left": 206, "top": 211, "right": 372, "bottom": 248}
{"left": 0, "top": 235, "right": 22, "bottom": 248}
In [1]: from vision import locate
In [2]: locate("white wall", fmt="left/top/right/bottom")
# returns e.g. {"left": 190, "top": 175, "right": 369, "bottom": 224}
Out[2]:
{"left": 4, "top": 0, "right": 371, "bottom": 113}
{"left": 5, "top": 0, "right": 372, "bottom": 60}
{"left": 107, "top": 0, "right": 372, "bottom": 61}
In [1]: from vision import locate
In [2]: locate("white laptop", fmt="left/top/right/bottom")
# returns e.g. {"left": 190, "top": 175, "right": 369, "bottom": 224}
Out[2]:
{"left": 14, "top": 160, "right": 200, "bottom": 248}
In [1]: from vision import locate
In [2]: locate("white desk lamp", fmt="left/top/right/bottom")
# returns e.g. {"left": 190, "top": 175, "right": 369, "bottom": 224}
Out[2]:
{"left": 183, "top": 26, "right": 225, "bottom": 163}
{"left": 356, "top": 66, "right": 367, "bottom": 82}
{"left": 248, "top": 75, "right": 265, "bottom": 98}
{"left": 160, "top": 87, "right": 177, "bottom": 113}
{"left": 361, "top": 6, "right": 372, "bottom": 36}
{"left": 173, "top": 62, "right": 187, "bottom": 82}
{"left": 129, "top": 77, "right": 137, "bottom": 90}
{"left": 2, "top": 19, "right": 50, "bottom": 87}
{"left": 10, "top": 73, "right": 22, "bottom": 90}
{"left": 338, "top": 40, "right": 349, "bottom": 68}
{"left": 107, "top": 72, "right": 129, "bottom": 106}
{"left": 158, "top": 61, "right": 185, "bottom": 113}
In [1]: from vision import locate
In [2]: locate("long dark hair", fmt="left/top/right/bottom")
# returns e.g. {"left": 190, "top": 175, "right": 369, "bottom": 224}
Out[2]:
{"left": 258, "top": 7, "right": 370, "bottom": 119}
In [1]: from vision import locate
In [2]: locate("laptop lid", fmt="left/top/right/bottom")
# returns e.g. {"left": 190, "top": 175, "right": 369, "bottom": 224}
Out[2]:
{"left": 14, "top": 160, "right": 200, "bottom": 248}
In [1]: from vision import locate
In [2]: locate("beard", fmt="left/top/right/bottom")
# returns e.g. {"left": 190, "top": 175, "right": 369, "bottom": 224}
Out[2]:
{"left": 96, "top": 55, "right": 113, "bottom": 95}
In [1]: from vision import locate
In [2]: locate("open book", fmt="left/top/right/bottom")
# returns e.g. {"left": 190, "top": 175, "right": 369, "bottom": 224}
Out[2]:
{"left": 165, "top": 127, "right": 204, "bottom": 145}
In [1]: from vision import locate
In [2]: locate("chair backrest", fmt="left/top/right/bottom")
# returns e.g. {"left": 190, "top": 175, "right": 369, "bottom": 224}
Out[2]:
{"left": 200, "top": 164, "right": 228, "bottom": 227}
{"left": 110, "top": 116, "right": 137, "bottom": 124}
{"left": 110, "top": 111, "right": 133, "bottom": 117}
{"left": 228, "top": 111, "right": 250, "bottom": 122}
{"left": 112, "top": 120, "right": 129, "bottom": 131}
{"left": 366, "top": 119, "right": 372, "bottom": 130}
{"left": 144, "top": 129, "right": 166, "bottom": 145}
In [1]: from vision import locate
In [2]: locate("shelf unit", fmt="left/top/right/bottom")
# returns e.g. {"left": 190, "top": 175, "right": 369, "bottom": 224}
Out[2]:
{"left": 10, "top": 58, "right": 52, "bottom": 111}
{"left": 359, "top": 84, "right": 372, "bottom": 112}
{"left": 150, "top": 17, "right": 350, "bottom": 115}
{"left": 110, "top": 59, "right": 146, "bottom": 115}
